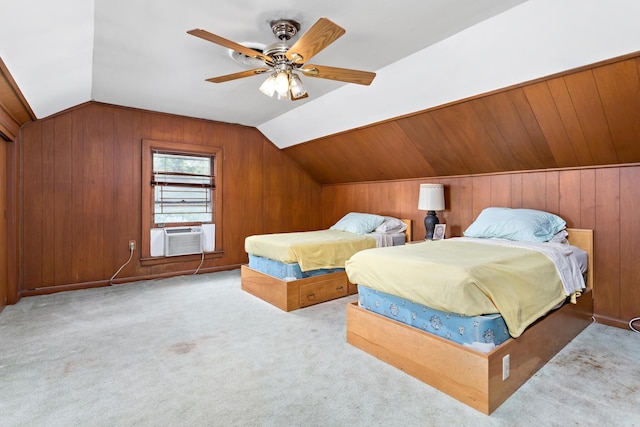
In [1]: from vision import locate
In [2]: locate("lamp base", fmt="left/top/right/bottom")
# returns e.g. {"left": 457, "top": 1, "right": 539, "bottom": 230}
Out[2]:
{"left": 424, "top": 210, "right": 440, "bottom": 240}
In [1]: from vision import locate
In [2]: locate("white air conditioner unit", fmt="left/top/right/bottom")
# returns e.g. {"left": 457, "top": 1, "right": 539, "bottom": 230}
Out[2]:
{"left": 163, "top": 226, "right": 203, "bottom": 257}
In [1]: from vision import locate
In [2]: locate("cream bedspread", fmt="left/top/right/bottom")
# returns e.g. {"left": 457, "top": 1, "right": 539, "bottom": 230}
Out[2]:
{"left": 245, "top": 230, "right": 376, "bottom": 272}
{"left": 345, "top": 239, "right": 575, "bottom": 337}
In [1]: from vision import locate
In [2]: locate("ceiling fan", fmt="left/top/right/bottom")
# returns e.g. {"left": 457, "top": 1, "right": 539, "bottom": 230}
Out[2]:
{"left": 187, "top": 18, "right": 376, "bottom": 101}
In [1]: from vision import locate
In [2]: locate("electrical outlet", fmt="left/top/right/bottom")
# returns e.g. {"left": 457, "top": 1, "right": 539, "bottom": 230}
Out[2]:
{"left": 129, "top": 240, "right": 136, "bottom": 251}
{"left": 502, "top": 354, "right": 510, "bottom": 380}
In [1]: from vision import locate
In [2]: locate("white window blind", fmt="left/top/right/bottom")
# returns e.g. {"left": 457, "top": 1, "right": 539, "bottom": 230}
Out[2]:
{"left": 152, "top": 151, "right": 215, "bottom": 224}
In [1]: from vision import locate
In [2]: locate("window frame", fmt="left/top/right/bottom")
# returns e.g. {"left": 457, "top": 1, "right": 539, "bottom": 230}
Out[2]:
{"left": 152, "top": 151, "right": 215, "bottom": 226}
{"left": 141, "top": 140, "right": 223, "bottom": 260}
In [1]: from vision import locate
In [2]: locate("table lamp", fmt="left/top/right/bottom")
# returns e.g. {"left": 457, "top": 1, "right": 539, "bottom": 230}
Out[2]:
{"left": 418, "top": 183, "right": 445, "bottom": 240}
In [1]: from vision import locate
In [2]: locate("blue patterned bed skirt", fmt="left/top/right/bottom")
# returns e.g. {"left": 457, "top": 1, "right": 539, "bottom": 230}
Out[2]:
{"left": 248, "top": 254, "right": 344, "bottom": 280}
{"left": 357, "top": 285, "right": 511, "bottom": 351}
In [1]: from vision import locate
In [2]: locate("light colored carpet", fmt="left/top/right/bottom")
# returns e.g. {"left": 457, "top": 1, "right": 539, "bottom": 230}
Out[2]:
{"left": 1, "top": 269, "right": 639, "bottom": 426}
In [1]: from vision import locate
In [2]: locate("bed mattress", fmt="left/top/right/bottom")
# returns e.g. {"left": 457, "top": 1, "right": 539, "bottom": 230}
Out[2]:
{"left": 357, "top": 285, "right": 510, "bottom": 351}
{"left": 246, "top": 231, "right": 406, "bottom": 280}
{"left": 248, "top": 254, "right": 344, "bottom": 280}
{"left": 346, "top": 238, "right": 586, "bottom": 337}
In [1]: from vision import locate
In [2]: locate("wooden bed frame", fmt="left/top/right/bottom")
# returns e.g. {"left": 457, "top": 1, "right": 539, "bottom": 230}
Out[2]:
{"left": 241, "top": 219, "right": 412, "bottom": 311}
{"left": 346, "top": 228, "right": 594, "bottom": 415}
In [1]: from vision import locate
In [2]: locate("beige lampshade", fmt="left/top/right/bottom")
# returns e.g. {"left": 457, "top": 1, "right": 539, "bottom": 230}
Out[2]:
{"left": 417, "top": 184, "right": 445, "bottom": 211}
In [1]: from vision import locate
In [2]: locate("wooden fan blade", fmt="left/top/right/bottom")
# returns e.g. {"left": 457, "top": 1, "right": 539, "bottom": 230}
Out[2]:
{"left": 206, "top": 68, "right": 270, "bottom": 83}
{"left": 188, "top": 29, "right": 272, "bottom": 65}
{"left": 301, "top": 64, "right": 376, "bottom": 85}
{"left": 285, "top": 18, "right": 345, "bottom": 64}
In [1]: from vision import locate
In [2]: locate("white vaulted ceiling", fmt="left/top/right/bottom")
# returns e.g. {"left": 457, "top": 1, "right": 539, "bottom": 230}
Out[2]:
{"left": 1, "top": 0, "right": 639, "bottom": 148}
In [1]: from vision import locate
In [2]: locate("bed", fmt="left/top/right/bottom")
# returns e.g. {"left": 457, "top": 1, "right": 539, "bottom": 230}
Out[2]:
{"left": 345, "top": 207, "right": 594, "bottom": 414}
{"left": 241, "top": 213, "right": 412, "bottom": 311}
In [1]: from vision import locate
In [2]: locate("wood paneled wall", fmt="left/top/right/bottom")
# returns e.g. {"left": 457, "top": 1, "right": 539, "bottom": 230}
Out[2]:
{"left": 16, "top": 102, "right": 322, "bottom": 296}
{"left": 285, "top": 52, "right": 640, "bottom": 185}
{"left": 321, "top": 164, "right": 640, "bottom": 329}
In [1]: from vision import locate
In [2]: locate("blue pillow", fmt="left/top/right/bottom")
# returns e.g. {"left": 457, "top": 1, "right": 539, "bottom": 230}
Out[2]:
{"left": 463, "top": 207, "right": 566, "bottom": 243}
{"left": 330, "top": 212, "right": 385, "bottom": 235}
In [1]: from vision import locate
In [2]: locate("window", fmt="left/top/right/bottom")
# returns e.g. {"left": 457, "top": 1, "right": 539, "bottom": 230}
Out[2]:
{"left": 152, "top": 151, "right": 214, "bottom": 225}
{"left": 141, "top": 140, "right": 223, "bottom": 259}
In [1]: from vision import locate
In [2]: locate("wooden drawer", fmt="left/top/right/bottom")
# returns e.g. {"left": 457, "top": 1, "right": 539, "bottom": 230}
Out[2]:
{"left": 241, "top": 266, "right": 355, "bottom": 311}
{"left": 299, "top": 276, "right": 348, "bottom": 307}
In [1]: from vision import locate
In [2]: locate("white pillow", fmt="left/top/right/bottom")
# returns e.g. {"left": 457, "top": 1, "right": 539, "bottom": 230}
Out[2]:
{"left": 330, "top": 212, "right": 385, "bottom": 235}
{"left": 374, "top": 216, "right": 408, "bottom": 233}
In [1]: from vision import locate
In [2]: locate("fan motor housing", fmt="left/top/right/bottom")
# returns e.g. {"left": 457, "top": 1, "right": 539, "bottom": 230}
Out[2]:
{"left": 263, "top": 42, "right": 289, "bottom": 62}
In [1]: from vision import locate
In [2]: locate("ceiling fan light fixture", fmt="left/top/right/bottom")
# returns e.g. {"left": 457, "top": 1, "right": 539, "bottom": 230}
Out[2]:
{"left": 259, "top": 74, "right": 277, "bottom": 97}
{"left": 289, "top": 73, "right": 307, "bottom": 99}
{"left": 274, "top": 71, "right": 290, "bottom": 96}
{"left": 276, "top": 89, "right": 289, "bottom": 101}
{"left": 190, "top": 17, "right": 375, "bottom": 101}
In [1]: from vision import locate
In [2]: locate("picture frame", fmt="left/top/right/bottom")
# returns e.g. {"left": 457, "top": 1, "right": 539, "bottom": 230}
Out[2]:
{"left": 433, "top": 224, "right": 446, "bottom": 240}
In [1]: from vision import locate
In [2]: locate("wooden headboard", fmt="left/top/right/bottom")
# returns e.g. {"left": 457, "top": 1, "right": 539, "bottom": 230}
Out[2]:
{"left": 401, "top": 219, "right": 412, "bottom": 243}
{"left": 566, "top": 228, "right": 594, "bottom": 290}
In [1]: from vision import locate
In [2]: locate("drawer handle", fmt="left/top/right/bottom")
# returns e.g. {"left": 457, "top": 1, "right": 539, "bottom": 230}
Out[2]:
{"left": 307, "top": 293, "right": 316, "bottom": 300}
{"left": 336, "top": 286, "right": 344, "bottom": 291}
